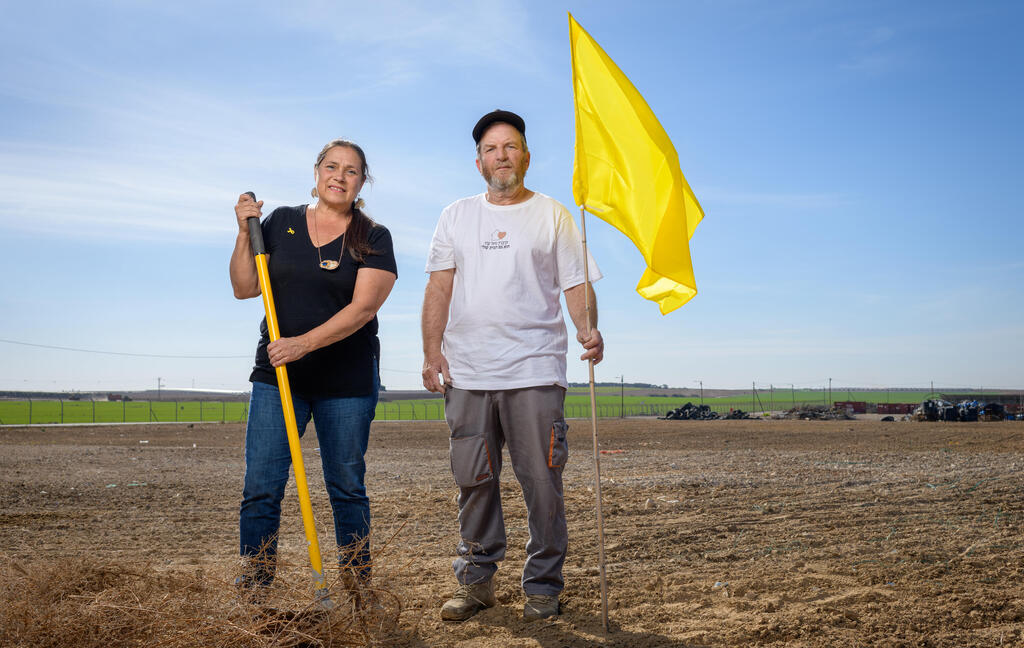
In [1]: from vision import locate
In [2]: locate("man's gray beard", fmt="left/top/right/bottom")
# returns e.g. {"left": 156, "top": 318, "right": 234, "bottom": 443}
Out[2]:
{"left": 485, "top": 169, "right": 521, "bottom": 191}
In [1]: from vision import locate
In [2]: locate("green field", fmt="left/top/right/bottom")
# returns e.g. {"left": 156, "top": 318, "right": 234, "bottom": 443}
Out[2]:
{"left": 1, "top": 396, "right": 675, "bottom": 424}
{"left": 374, "top": 398, "right": 671, "bottom": 421}
{"left": 0, "top": 400, "right": 250, "bottom": 425}
{"left": 0, "top": 390, "right": 973, "bottom": 425}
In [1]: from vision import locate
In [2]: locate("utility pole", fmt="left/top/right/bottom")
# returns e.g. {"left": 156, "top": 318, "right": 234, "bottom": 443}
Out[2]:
{"left": 791, "top": 383, "right": 795, "bottom": 409}
{"left": 752, "top": 382, "right": 755, "bottom": 412}
{"left": 696, "top": 379, "right": 703, "bottom": 405}
{"left": 828, "top": 377, "right": 832, "bottom": 409}
{"left": 157, "top": 377, "right": 164, "bottom": 401}
{"left": 770, "top": 384, "right": 774, "bottom": 412}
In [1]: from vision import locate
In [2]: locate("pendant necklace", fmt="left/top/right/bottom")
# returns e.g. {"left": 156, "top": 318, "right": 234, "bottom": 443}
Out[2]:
{"left": 312, "top": 204, "right": 345, "bottom": 271}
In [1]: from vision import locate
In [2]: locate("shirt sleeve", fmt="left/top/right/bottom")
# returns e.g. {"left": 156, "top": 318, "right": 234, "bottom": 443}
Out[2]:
{"left": 425, "top": 206, "right": 455, "bottom": 272}
{"left": 554, "top": 204, "right": 602, "bottom": 290}
{"left": 362, "top": 225, "right": 398, "bottom": 277}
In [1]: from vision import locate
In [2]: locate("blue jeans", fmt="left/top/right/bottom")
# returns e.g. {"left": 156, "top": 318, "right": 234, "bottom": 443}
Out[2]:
{"left": 239, "top": 376, "right": 378, "bottom": 585}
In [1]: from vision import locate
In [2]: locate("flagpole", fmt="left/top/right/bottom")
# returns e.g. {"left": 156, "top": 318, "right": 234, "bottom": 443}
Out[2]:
{"left": 580, "top": 204, "right": 609, "bottom": 632}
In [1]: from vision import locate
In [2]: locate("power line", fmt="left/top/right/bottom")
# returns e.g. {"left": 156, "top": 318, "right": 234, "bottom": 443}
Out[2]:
{"left": 0, "top": 338, "right": 425, "bottom": 376}
{"left": 0, "top": 338, "right": 250, "bottom": 359}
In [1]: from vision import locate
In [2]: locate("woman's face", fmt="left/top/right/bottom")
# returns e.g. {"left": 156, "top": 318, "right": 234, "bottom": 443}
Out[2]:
{"left": 315, "top": 146, "right": 365, "bottom": 210}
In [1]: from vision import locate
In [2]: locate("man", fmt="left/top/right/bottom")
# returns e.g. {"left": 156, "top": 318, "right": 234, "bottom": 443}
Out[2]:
{"left": 421, "top": 109, "right": 604, "bottom": 622}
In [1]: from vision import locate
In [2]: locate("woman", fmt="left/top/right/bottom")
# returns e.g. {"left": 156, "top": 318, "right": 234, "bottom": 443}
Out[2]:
{"left": 229, "top": 139, "right": 397, "bottom": 594}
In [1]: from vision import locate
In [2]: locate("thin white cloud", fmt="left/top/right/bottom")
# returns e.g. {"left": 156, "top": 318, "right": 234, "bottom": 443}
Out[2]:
{"left": 699, "top": 186, "right": 848, "bottom": 210}
{"left": 271, "top": 0, "right": 545, "bottom": 78}
{"left": 839, "top": 52, "right": 895, "bottom": 73}
{"left": 0, "top": 144, "right": 277, "bottom": 240}
{"left": 837, "top": 22, "right": 908, "bottom": 74}
{"left": 0, "top": 4, "right": 544, "bottom": 242}
{"left": 0, "top": 53, "right": 313, "bottom": 241}
{"left": 863, "top": 26, "right": 896, "bottom": 47}
{"left": 0, "top": 135, "right": 474, "bottom": 244}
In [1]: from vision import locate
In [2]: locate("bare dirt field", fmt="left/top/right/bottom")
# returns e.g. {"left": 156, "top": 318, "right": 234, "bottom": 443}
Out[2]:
{"left": 2, "top": 418, "right": 1023, "bottom": 647}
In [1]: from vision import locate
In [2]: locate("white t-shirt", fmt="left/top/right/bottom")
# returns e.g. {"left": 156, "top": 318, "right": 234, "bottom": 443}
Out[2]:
{"left": 425, "top": 192, "right": 602, "bottom": 390}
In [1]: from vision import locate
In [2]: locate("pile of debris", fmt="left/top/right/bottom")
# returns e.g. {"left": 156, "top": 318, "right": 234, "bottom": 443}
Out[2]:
{"left": 983, "top": 402, "right": 1009, "bottom": 421}
{"left": 913, "top": 399, "right": 1007, "bottom": 422}
{"left": 722, "top": 409, "right": 750, "bottom": 420}
{"left": 661, "top": 402, "right": 719, "bottom": 420}
{"left": 781, "top": 405, "right": 854, "bottom": 420}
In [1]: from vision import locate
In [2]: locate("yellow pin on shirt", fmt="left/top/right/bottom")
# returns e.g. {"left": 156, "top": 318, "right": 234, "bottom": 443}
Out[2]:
{"left": 287, "top": 227, "right": 295, "bottom": 235}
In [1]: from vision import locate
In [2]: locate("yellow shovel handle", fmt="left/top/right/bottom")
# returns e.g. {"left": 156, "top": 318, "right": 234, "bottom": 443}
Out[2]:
{"left": 247, "top": 205, "right": 329, "bottom": 597}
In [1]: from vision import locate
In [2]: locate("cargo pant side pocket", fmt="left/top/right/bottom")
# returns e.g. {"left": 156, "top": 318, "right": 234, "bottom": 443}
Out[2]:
{"left": 548, "top": 420, "right": 569, "bottom": 468}
{"left": 450, "top": 433, "right": 494, "bottom": 487}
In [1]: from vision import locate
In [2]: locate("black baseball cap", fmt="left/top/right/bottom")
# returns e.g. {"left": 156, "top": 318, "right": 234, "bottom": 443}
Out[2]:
{"left": 472, "top": 109, "right": 526, "bottom": 144}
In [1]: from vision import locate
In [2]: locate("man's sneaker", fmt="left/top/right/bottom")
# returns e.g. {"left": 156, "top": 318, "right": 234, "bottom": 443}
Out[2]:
{"left": 523, "top": 594, "right": 559, "bottom": 621}
{"left": 440, "top": 581, "right": 496, "bottom": 621}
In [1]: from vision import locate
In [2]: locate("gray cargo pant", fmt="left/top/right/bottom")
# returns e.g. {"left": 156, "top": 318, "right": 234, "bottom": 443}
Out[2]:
{"left": 444, "top": 385, "right": 569, "bottom": 596}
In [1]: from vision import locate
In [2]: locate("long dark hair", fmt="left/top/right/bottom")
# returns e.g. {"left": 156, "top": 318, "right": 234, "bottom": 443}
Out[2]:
{"left": 312, "top": 139, "right": 378, "bottom": 263}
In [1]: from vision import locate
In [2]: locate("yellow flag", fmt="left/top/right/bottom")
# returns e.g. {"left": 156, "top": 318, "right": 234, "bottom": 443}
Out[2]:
{"left": 570, "top": 13, "right": 703, "bottom": 314}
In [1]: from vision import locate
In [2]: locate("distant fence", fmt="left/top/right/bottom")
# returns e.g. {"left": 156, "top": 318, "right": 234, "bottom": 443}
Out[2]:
{"left": 26, "top": 396, "right": 1018, "bottom": 425}
{"left": 0, "top": 399, "right": 249, "bottom": 425}
{"left": 373, "top": 401, "right": 734, "bottom": 421}
{"left": 0, "top": 398, "right": 714, "bottom": 425}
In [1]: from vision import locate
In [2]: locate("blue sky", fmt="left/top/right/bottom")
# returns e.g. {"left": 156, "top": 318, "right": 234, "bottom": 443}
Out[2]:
{"left": 1, "top": 0, "right": 1020, "bottom": 393}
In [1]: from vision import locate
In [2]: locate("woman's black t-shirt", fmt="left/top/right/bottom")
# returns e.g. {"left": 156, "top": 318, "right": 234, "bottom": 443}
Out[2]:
{"left": 248, "top": 205, "right": 398, "bottom": 398}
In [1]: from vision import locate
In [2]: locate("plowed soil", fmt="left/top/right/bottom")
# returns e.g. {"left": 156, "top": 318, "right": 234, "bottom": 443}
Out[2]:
{"left": 2, "top": 418, "right": 1023, "bottom": 646}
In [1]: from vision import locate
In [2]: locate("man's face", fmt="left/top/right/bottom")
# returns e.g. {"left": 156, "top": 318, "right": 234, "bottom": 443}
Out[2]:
{"left": 476, "top": 123, "right": 530, "bottom": 192}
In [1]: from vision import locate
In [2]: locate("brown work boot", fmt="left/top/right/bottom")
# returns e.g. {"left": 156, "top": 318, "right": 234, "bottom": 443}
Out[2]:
{"left": 440, "top": 581, "right": 496, "bottom": 621}
{"left": 523, "top": 594, "right": 559, "bottom": 621}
